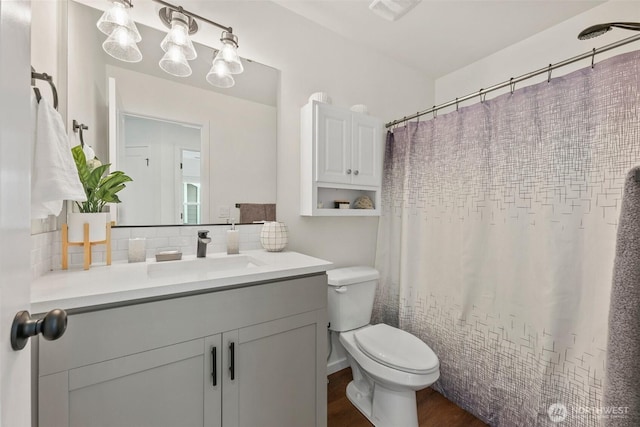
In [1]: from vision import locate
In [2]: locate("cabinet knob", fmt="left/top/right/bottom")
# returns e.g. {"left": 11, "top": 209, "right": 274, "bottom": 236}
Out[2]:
{"left": 346, "top": 169, "right": 352, "bottom": 175}
{"left": 354, "top": 170, "right": 359, "bottom": 175}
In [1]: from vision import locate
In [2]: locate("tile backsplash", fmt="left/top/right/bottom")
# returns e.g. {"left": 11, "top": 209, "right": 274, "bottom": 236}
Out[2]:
{"left": 31, "top": 224, "right": 264, "bottom": 278}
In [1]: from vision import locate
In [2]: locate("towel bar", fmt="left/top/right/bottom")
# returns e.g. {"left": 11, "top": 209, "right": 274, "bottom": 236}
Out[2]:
{"left": 31, "top": 66, "right": 59, "bottom": 110}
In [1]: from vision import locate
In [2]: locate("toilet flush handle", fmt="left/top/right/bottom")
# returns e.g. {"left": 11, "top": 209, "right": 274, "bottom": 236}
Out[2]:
{"left": 334, "top": 286, "right": 348, "bottom": 293}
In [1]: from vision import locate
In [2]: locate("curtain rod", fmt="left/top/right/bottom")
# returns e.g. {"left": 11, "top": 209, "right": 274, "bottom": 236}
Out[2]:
{"left": 386, "top": 33, "right": 640, "bottom": 128}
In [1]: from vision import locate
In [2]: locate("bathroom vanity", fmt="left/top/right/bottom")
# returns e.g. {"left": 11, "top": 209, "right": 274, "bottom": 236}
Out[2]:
{"left": 32, "top": 251, "right": 332, "bottom": 427}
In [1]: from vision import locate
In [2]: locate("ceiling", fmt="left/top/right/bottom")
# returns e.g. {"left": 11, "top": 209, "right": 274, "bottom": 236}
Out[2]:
{"left": 273, "top": 0, "right": 605, "bottom": 78}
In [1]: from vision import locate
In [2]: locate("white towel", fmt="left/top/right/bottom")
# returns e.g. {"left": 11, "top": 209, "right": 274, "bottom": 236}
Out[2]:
{"left": 31, "top": 94, "right": 86, "bottom": 219}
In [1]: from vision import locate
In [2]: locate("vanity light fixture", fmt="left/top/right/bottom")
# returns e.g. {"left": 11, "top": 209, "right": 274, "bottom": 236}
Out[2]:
{"left": 97, "top": 0, "right": 243, "bottom": 87}
{"left": 155, "top": 0, "right": 242, "bottom": 87}
{"left": 211, "top": 31, "right": 243, "bottom": 75}
{"left": 97, "top": 0, "right": 142, "bottom": 63}
{"left": 206, "top": 50, "right": 235, "bottom": 88}
{"left": 158, "top": 8, "right": 197, "bottom": 77}
{"left": 205, "top": 31, "right": 241, "bottom": 88}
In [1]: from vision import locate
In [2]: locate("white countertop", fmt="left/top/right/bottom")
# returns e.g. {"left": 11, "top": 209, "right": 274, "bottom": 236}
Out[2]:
{"left": 31, "top": 250, "right": 332, "bottom": 314}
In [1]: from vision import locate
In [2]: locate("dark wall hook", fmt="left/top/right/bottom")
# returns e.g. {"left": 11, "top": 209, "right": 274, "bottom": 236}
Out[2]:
{"left": 73, "top": 120, "right": 89, "bottom": 148}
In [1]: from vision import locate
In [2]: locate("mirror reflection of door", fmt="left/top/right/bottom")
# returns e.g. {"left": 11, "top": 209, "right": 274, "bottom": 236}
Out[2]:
{"left": 121, "top": 145, "right": 154, "bottom": 224}
{"left": 119, "top": 114, "right": 201, "bottom": 225}
{"left": 181, "top": 149, "right": 201, "bottom": 224}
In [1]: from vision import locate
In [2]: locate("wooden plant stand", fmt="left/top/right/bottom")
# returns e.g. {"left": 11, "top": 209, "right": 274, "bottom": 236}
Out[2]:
{"left": 61, "top": 222, "right": 112, "bottom": 270}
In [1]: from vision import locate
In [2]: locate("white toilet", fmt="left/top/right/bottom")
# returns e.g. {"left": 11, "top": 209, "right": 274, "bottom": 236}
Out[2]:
{"left": 327, "top": 266, "right": 440, "bottom": 427}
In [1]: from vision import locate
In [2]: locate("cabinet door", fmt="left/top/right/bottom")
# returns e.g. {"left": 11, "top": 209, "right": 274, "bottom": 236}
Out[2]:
{"left": 221, "top": 330, "right": 239, "bottom": 427}
{"left": 316, "top": 103, "right": 352, "bottom": 184}
{"left": 40, "top": 339, "right": 207, "bottom": 427}
{"left": 224, "top": 311, "right": 326, "bottom": 427}
{"left": 205, "top": 334, "right": 223, "bottom": 427}
{"left": 351, "top": 113, "right": 383, "bottom": 187}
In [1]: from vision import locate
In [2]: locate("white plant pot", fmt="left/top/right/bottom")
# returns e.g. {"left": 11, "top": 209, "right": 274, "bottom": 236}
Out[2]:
{"left": 67, "top": 212, "right": 109, "bottom": 243}
{"left": 260, "top": 222, "right": 288, "bottom": 252}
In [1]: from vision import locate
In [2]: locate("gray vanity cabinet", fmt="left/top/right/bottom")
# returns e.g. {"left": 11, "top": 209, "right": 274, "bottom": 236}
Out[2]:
{"left": 40, "top": 338, "right": 208, "bottom": 427}
{"left": 222, "top": 311, "right": 321, "bottom": 427}
{"left": 37, "top": 274, "right": 328, "bottom": 427}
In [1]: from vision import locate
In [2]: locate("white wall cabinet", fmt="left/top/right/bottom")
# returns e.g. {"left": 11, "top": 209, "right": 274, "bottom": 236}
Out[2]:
{"left": 37, "top": 275, "right": 327, "bottom": 427}
{"left": 301, "top": 101, "right": 384, "bottom": 216}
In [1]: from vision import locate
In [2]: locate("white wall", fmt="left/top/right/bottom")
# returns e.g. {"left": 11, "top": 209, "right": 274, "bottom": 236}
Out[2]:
{"left": 31, "top": 0, "right": 66, "bottom": 234}
{"left": 31, "top": 1, "right": 59, "bottom": 92}
{"left": 196, "top": 1, "right": 434, "bottom": 267}
{"left": 436, "top": 1, "right": 640, "bottom": 111}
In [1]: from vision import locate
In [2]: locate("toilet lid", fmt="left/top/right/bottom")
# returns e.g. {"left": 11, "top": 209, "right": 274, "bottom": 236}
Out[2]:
{"left": 354, "top": 324, "right": 438, "bottom": 375}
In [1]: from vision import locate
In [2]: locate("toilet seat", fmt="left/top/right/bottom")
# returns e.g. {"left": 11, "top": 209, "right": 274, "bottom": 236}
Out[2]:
{"left": 354, "top": 324, "right": 438, "bottom": 375}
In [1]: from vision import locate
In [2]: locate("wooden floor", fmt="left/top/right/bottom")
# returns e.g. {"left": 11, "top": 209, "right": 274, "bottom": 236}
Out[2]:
{"left": 328, "top": 368, "right": 487, "bottom": 427}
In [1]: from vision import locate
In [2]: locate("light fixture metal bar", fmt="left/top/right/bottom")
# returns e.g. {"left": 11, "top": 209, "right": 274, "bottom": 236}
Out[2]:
{"left": 151, "top": 0, "right": 232, "bottom": 33}
{"left": 386, "top": 32, "right": 640, "bottom": 128}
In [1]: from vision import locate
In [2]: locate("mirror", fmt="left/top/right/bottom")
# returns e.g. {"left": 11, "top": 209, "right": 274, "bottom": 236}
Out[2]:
{"left": 118, "top": 113, "right": 202, "bottom": 225}
{"left": 68, "top": 0, "right": 278, "bottom": 225}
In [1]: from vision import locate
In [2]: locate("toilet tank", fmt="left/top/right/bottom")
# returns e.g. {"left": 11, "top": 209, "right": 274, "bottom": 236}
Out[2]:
{"left": 327, "top": 266, "right": 380, "bottom": 332}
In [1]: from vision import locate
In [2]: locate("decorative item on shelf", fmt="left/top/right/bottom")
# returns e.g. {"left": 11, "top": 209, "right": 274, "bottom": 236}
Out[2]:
{"left": 334, "top": 200, "right": 350, "bottom": 209}
{"left": 62, "top": 219, "right": 113, "bottom": 271}
{"left": 128, "top": 238, "right": 146, "bottom": 263}
{"left": 67, "top": 212, "right": 110, "bottom": 243}
{"left": 353, "top": 195, "right": 374, "bottom": 209}
{"left": 260, "top": 221, "right": 288, "bottom": 252}
{"left": 62, "top": 145, "right": 133, "bottom": 270}
{"left": 308, "top": 92, "right": 331, "bottom": 104}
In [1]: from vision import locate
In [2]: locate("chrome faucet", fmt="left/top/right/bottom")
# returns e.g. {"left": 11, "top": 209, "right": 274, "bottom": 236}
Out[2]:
{"left": 197, "top": 230, "right": 211, "bottom": 258}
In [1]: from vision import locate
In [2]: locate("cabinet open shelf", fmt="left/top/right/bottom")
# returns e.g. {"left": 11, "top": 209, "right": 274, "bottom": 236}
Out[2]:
{"left": 308, "top": 186, "right": 379, "bottom": 216}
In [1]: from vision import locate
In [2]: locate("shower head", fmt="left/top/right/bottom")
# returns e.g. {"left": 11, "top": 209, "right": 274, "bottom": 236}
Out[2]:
{"left": 578, "top": 22, "right": 640, "bottom": 40}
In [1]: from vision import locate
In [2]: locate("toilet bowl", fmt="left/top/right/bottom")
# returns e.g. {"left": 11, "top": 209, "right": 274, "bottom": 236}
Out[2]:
{"left": 327, "top": 267, "right": 440, "bottom": 427}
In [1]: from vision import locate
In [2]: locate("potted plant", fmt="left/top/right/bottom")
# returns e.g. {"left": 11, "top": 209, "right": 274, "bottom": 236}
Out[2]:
{"left": 67, "top": 145, "right": 132, "bottom": 242}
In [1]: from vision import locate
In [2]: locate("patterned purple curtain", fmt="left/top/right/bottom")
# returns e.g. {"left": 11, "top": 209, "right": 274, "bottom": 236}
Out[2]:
{"left": 373, "top": 50, "right": 640, "bottom": 426}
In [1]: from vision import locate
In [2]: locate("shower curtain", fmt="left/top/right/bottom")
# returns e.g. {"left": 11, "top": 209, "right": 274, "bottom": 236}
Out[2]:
{"left": 373, "top": 50, "right": 640, "bottom": 426}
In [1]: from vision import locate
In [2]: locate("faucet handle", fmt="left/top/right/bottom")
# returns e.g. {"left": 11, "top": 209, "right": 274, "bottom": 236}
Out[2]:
{"left": 198, "top": 230, "right": 210, "bottom": 238}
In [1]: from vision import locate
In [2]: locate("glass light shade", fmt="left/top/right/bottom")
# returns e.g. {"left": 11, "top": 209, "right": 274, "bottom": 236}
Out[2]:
{"left": 214, "top": 40, "right": 243, "bottom": 74}
{"left": 206, "top": 59, "right": 235, "bottom": 88}
{"left": 97, "top": 1, "right": 141, "bottom": 42}
{"left": 160, "top": 14, "right": 197, "bottom": 60}
{"left": 159, "top": 44, "right": 192, "bottom": 77}
{"left": 102, "top": 26, "right": 142, "bottom": 62}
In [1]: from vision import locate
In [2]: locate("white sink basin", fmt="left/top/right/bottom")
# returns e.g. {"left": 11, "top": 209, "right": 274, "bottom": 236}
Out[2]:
{"left": 147, "top": 255, "right": 265, "bottom": 279}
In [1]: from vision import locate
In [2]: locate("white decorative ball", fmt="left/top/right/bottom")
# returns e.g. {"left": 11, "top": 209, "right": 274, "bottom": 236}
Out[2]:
{"left": 260, "top": 222, "right": 288, "bottom": 252}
